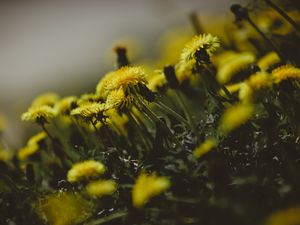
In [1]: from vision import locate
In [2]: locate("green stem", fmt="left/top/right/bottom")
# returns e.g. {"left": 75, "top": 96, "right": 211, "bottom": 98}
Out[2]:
{"left": 85, "top": 211, "right": 127, "bottom": 225}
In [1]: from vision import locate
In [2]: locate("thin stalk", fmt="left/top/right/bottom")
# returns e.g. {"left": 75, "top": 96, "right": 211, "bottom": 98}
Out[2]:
{"left": 264, "top": 0, "right": 300, "bottom": 33}
{"left": 135, "top": 98, "right": 182, "bottom": 147}
{"left": 190, "top": 12, "right": 204, "bottom": 34}
{"left": 173, "top": 90, "right": 196, "bottom": 132}
{"left": 126, "top": 110, "right": 152, "bottom": 152}
{"left": 154, "top": 101, "right": 189, "bottom": 126}
{"left": 246, "top": 17, "right": 285, "bottom": 59}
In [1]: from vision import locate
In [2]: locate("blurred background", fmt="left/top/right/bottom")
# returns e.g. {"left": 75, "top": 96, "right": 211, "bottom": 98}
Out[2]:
{"left": 0, "top": 0, "right": 245, "bottom": 145}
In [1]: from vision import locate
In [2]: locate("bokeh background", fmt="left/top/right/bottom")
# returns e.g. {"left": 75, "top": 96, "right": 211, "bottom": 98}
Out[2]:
{"left": 0, "top": 0, "right": 245, "bottom": 145}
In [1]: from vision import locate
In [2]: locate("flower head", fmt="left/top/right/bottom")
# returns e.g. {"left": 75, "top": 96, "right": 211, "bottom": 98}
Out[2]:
{"left": 55, "top": 96, "right": 78, "bottom": 116}
{"left": 18, "top": 144, "right": 39, "bottom": 160}
{"left": 86, "top": 180, "right": 117, "bottom": 198}
{"left": 105, "top": 88, "right": 135, "bottom": 110}
{"left": 193, "top": 137, "right": 218, "bottom": 158}
{"left": 257, "top": 52, "right": 280, "bottom": 71}
{"left": 180, "top": 33, "right": 220, "bottom": 63}
{"left": 217, "top": 52, "right": 256, "bottom": 84}
{"left": 271, "top": 64, "right": 300, "bottom": 84}
{"left": 219, "top": 103, "right": 254, "bottom": 134}
{"left": 132, "top": 173, "right": 170, "bottom": 208}
{"left": 27, "top": 131, "right": 47, "bottom": 146}
{"left": 71, "top": 102, "right": 107, "bottom": 121}
{"left": 37, "top": 192, "right": 92, "bottom": 225}
{"left": 21, "top": 106, "right": 57, "bottom": 124}
{"left": 67, "top": 160, "right": 105, "bottom": 183}
{"left": 31, "top": 92, "right": 60, "bottom": 107}
{"left": 96, "top": 66, "right": 148, "bottom": 99}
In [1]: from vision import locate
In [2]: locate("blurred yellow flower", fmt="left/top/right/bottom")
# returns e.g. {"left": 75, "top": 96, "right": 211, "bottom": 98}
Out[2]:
{"left": 0, "top": 148, "right": 13, "bottom": 162}
{"left": 21, "top": 106, "right": 57, "bottom": 123}
{"left": 238, "top": 83, "right": 253, "bottom": 103}
{"left": 18, "top": 144, "right": 39, "bottom": 160}
{"left": 37, "top": 192, "right": 92, "bottom": 225}
{"left": 193, "top": 137, "right": 217, "bottom": 158}
{"left": 271, "top": 64, "right": 300, "bottom": 84}
{"left": 32, "top": 92, "right": 60, "bottom": 107}
{"left": 55, "top": 96, "right": 78, "bottom": 115}
{"left": 265, "top": 206, "right": 300, "bottom": 225}
{"left": 132, "top": 173, "right": 170, "bottom": 208}
{"left": 27, "top": 131, "right": 47, "bottom": 146}
{"left": 258, "top": 52, "right": 280, "bottom": 71}
{"left": 67, "top": 160, "right": 105, "bottom": 183}
{"left": 217, "top": 52, "right": 256, "bottom": 84}
{"left": 219, "top": 103, "right": 254, "bottom": 134}
{"left": 86, "top": 180, "right": 117, "bottom": 198}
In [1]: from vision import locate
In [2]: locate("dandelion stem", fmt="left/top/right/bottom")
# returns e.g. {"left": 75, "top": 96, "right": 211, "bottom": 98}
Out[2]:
{"left": 264, "top": 0, "right": 300, "bottom": 33}
{"left": 173, "top": 90, "right": 196, "bottom": 132}
{"left": 154, "top": 101, "right": 189, "bottom": 126}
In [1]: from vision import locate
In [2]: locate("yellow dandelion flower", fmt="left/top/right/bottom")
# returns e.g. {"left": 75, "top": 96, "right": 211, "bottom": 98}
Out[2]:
{"left": 21, "top": 105, "right": 57, "bottom": 123}
{"left": 193, "top": 137, "right": 218, "bottom": 158}
{"left": 247, "top": 71, "right": 272, "bottom": 90}
{"left": 71, "top": 102, "right": 107, "bottom": 120}
{"left": 132, "top": 173, "right": 170, "bottom": 208}
{"left": 17, "top": 144, "right": 39, "bottom": 160}
{"left": 106, "top": 66, "right": 148, "bottom": 95}
{"left": 0, "top": 149, "right": 13, "bottom": 162}
{"left": 55, "top": 96, "right": 78, "bottom": 115}
{"left": 105, "top": 88, "right": 135, "bottom": 110}
{"left": 180, "top": 33, "right": 220, "bottom": 62}
{"left": 219, "top": 82, "right": 242, "bottom": 97}
{"left": 32, "top": 92, "right": 60, "bottom": 107}
{"left": 37, "top": 192, "right": 93, "bottom": 225}
{"left": 77, "top": 93, "right": 99, "bottom": 106}
{"left": 147, "top": 73, "right": 167, "bottom": 92}
{"left": 265, "top": 206, "right": 300, "bottom": 225}
{"left": 257, "top": 52, "right": 280, "bottom": 71}
{"left": 217, "top": 52, "right": 256, "bottom": 84}
{"left": 67, "top": 160, "right": 105, "bottom": 183}
{"left": 219, "top": 103, "right": 254, "bottom": 134}
{"left": 175, "top": 60, "right": 200, "bottom": 85}
{"left": 238, "top": 82, "right": 253, "bottom": 103}
{"left": 86, "top": 180, "right": 117, "bottom": 198}
{"left": 96, "top": 71, "right": 116, "bottom": 99}
{"left": 271, "top": 64, "right": 300, "bottom": 84}
{"left": 27, "top": 131, "right": 47, "bottom": 146}
{"left": 212, "top": 51, "right": 238, "bottom": 67}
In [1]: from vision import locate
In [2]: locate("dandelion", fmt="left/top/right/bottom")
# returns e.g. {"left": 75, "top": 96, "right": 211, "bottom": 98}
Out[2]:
{"left": 132, "top": 173, "right": 170, "bottom": 208}
{"left": 247, "top": 71, "right": 272, "bottom": 90}
{"left": 21, "top": 105, "right": 57, "bottom": 124}
{"left": 37, "top": 192, "right": 93, "bottom": 225}
{"left": 0, "top": 148, "right": 12, "bottom": 162}
{"left": 193, "top": 137, "right": 218, "bottom": 158}
{"left": 86, "top": 180, "right": 117, "bottom": 198}
{"left": 180, "top": 33, "right": 220, "bottom": 63}
{"left": 217, "top": 52, "right": 256, "bottom": 84}
{"left": 27, "top": 131, "right": 47, "bottom": 146}
{"left": 219, "top": 103, "right": 254, "bottom": 134}
{"left": 257, "top": 52, "right": 280, "bottom": 71}
{"left": 71, "top": 102, "right": 107, "bottom": 121}
{"left": 96, "top": 66, "right": 148, "bottom": 99}
{"left": 175, "top": 60, "right": 200, "bottom": 85}
{"left": 147, "top": 73, "right": 167, "bottom": 92}
{"left": 271, "top": 64, "right": 300, "bottom": 84}
{"left": 67, "top": 160, "right": 105, "bottom": 183}
{"left": 265, "top": 206, "right": 300, "bottom": 225}
{"left": 238, "top": 82, "right": 253, "bottom": 103}
{"left": 55, "top": 96, "right": 78, "bottom": 116}
{"left": 77, "top": 93, "right": 99, "bottom": 106}
{"left": 17, "top": 144, "right": 39, "bottom": 161}
{"left": 31, "top": 92, "right": 60, "bottom": 107}
{"left": 105, "top": 88, "right": 135, "bottom": 110}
